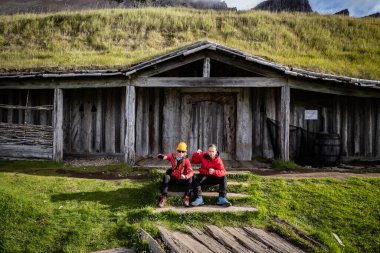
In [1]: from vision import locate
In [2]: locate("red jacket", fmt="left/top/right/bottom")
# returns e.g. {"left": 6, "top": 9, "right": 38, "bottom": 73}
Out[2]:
{"left": 165, "top": 153, "right": 194, "bottom": 180}
{"left": 191, "top": 152, "right": 226, "bottom": 177}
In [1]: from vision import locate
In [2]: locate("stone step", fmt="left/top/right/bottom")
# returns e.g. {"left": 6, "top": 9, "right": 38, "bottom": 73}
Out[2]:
{"left": 153, "top": 205, "right": 258, "bottom": 214}
{"left": 166, "top": 192, "right": 249, "bottom": 198}
{"left": 91, "top": 247, "right": 135, "bottom": 253}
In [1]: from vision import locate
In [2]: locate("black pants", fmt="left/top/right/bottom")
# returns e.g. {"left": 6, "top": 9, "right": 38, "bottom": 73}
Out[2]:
{"left": 193, "top": 175, "right": 227, "bottom": 198}
{"left": 160, "top": 174, "right": 193, "bottom": 197}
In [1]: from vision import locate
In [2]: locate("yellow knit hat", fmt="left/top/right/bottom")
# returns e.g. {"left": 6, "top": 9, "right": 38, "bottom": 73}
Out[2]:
{"left": 176, "top": 142, "right": 187, "bottom": 152}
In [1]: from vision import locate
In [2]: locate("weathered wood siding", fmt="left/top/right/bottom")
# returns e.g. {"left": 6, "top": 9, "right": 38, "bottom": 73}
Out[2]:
{"left": 290, "top": 90, "right": 380, "bottom": 159}
{"left": 0, "top": 89, "right": 54, "bottom": 159}
{"left": 63, "top": 88, "right": 125, "bottom": 154}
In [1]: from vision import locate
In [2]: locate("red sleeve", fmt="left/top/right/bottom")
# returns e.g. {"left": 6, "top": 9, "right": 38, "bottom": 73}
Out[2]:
{"left": 213, "top": 159, "right": 226, "bottom": 177}
{"left": 191, "top": 152, "right": 202, "bottom": 164}
{"left": 185, "top": 158, "right": 194, "bottom": 178}
{"left": 165, "top": 154, "right": 174, "bottom": 163}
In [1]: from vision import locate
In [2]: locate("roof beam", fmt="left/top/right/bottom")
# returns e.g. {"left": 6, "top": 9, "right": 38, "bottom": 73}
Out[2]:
{"left": 131, "top": 77, "right": 287, "bottom": 88}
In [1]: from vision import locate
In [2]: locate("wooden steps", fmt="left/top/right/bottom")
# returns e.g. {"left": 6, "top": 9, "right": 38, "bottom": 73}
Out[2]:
{"left": 154, "top": 225, "right": 306, "bottom": 253}
{"left": 167, "top": 192, "right": 249, "bottom": 198}
{"left": 91, "top": 247, "right": 135, "bottom": 253}
{"left": 153, "top": 205, "right": 258, "bottom": 214}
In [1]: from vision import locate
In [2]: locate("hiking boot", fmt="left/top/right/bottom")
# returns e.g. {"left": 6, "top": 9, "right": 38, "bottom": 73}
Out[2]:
{"left": 191, "top": 196, "right": 204, "bottom": 206}
{"left": 183, "top": 196, "right": 190, "bottom": 207}
{"left": 217, "top": 197, "right": 232, "bottom": 207}
{"left": 158, "top": 195, "right": 166, "bottom": 208}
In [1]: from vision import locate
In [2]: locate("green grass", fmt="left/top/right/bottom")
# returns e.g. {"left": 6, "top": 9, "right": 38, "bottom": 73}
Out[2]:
{"left": 0, "top": 161, "right": 379, "bottom": 252}
{"left": 0, "top": 8, "right": 380, "bottom": 79}
{"left": 272, "top": 159, "right": 303, "bottom": 170}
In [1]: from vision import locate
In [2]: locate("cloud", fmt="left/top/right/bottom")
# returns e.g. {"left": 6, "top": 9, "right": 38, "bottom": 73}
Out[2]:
{"left": 223, "top": 0, "right": 263, "bottom": 10}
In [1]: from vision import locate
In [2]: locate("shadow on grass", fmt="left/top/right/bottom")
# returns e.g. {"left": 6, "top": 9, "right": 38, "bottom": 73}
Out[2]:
{"left": 50, "top": 182, "right": 160, "bottom": 211}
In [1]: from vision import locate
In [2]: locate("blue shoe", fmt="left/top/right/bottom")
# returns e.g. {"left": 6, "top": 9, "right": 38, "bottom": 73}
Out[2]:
{"left": 191, "top": 196, "right": 204, "bottom": 206}
{"left": 217, "top": 197, "right": 232, "bottom": 207}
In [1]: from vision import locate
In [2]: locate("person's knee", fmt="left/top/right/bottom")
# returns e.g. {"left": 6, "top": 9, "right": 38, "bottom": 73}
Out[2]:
{"left": 164, "top": 174, "right": 171, "bottom": 182}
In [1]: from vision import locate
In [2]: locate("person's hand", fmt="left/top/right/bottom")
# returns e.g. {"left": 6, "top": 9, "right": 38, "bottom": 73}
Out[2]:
{"left": 157, "top": 154, "right": 164, "bottom": 160}
{"left": 181, "top": 175, "right": 186, "bottom": 180}
{"left": 197, "top": 149, "right": 202, "bottom": 154}
{"left": 209, "top": 168, "right": 214, "bottom": 175}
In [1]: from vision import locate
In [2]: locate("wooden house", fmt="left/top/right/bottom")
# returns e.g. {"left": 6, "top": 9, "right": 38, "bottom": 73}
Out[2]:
{"left": 1, "top": 41, "right": 379, "bottom": 165}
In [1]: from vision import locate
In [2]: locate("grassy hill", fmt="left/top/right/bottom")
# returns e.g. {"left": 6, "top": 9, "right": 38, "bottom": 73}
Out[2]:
{"left": 0, "top": 8, "right": 380, "bottom": 79}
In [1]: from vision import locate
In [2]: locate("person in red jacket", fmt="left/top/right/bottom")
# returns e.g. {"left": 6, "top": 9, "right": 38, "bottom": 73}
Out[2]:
{"left": 157, "top": 142, "right": 194, "bottom": 208}
{"left": 191, "top": 144, "right": 232, "bottom": 207}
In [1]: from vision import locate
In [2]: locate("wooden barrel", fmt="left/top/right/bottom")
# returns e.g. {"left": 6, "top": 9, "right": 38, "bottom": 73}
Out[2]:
{"left": 314, "top": 133, "right": 341, "bottom": 167}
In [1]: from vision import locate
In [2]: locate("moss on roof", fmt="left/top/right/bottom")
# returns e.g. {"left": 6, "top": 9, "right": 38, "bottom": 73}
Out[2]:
{"left": 0, "top": 8, "right": 379, "bottom": 79}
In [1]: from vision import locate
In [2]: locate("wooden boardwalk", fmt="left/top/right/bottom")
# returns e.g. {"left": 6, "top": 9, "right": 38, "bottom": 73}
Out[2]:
{"left": 150, "top": 225, "right": 306, "bottom": 253}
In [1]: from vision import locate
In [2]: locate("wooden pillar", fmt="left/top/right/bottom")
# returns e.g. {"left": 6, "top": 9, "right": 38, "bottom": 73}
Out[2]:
{"left": 354, "top": 100, "right": 360, "bottom": 156}
{"left": 95, "top": 90, "right": 102, "bottom": 153}
{"left": 203, "top": 58, "right": 211, "bottom": 78}
{"left": 334, "top": 96, "right": 341, "bottom": 135}
{"left": 263, "top": 89, "right": 275, "bottom": 158}
{"left": 341, "top": 97, "right": 348, "bottom": 156}
{"left": 7, "top": 90, "right": 13, "bottom": 123}
{"left": 83, "top": 90, "right": 92, "bottom": 153}
{"left": 364, "top": 99, "right": 373, "bottom": 157}
{"left": 236, "top": 88, "right": 252, "bottom": 160}
{"left": 280, "top": 84, "right": 290, "bottom": 161}
{"left": 53, "top": 88, "right": 64, "bottom": 162}
{"left": 120, "top": 88, "right": 126, "bottom": 153}
{"left": 124, "top": 86, "right": 136, "bottom": 165}
{"left": 376, "top": 99, "right": 380, "bottom": 157}
{"left": 151, "top": 88, "right": 161, "bottom": 154}
{"left": 162, "top": 89, "right": 180, "bottom": 153}
{"left": 105, "top": 89, "right": 116, "bottom": 153}
{"left": 136, "top": 88, "right": 150, "bottom": 156}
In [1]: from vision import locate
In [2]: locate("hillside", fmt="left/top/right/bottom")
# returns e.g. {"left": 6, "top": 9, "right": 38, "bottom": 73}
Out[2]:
{"left": 253, "top": 0, "right": 313, "bottom": 13}
{"left": 0, "top": 8, "right": 380, "bottom": 79}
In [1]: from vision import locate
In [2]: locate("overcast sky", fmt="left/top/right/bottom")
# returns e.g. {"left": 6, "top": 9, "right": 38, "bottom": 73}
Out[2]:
{"left": 223, "top": 0, "right": 380, "bottom": 17}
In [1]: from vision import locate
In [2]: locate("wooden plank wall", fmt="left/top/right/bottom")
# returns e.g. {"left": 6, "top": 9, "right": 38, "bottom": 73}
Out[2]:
{"left": 135, "top": 88, "right": 164, "bottom": 157}
{"left": 63, "top": 88, "right": 125, "bottom": 154}
{"left": 290, "top": 90, "right": 380, "bottom": 159}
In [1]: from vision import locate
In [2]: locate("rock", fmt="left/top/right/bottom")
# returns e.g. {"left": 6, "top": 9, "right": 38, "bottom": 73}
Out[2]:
{"left": 334, "top": 9, "right": 349, "bottom": 16}
{"left": 363, "top": 12, "right": 380, "bottom": 18}
{"left": 253, "top": 0, "right": 313, "bottom": 13}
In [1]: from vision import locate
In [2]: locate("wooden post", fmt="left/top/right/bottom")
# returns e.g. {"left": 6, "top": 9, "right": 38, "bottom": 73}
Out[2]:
{"left": 105, "top": 89, "right": 116, "bottom": 153}
{"left": 53, "top": 88, "right": 64, "bottom": 162}
{"left": 124, "top": 86, "right": 136, "bottom": 165}
{"left": 280, "top": 84, "right": 290, "bottom": 161}
{"left": 236, "top": 88, "right": 252, "bottom": 160}
{"left": 376, "top": 99, "right": 380, "bottom": 157}
{"left": 95, "top": 90, "right": 102, "bottom": 153}
{"left": 203, "top": 58, "right": 211, "bottom": 78}
{"left": 120, "top": 87, "right": 126, "bottom": 153}
{"left": 364, "top": 99, "right": 373, "bottom": 157}
{"left": 354, "top": 100, "right": 360, "bottom": 156}
{"left": 7, "top": 90, "right": 13, "bottom": 123}
{"left": 341, "top": 97, "right": 348, "bottom": 156}
{"left": 162, "top": 89, "right": 180, "bottom": 153}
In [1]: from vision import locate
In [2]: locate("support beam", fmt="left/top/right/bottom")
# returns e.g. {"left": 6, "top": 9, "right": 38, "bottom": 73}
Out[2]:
{"left": 132, "top": 77, "right": 286, "bottom": 88}
{"left": 53, "top": 88, "right": 63, "bottom": 162}
{"left": 280, "top": 84, "right": 290, "bottom": 161}
{"left": 203, "top": 57, "right": 211, "bottom": 77}
{"left": 124, "top": 86, "right": 136, "bottom": 165}
{"left": 236, "top": 88, "right": 252, "bottom": 160}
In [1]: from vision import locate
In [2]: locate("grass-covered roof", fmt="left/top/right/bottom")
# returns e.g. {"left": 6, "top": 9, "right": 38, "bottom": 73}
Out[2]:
{"left": 0, "top": 8, "right": 379, "bottom": 80}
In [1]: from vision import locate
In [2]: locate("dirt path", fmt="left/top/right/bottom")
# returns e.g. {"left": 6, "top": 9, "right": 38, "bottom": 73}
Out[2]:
{"left": 265, "top": 172, "right": 380, "bottom": 179}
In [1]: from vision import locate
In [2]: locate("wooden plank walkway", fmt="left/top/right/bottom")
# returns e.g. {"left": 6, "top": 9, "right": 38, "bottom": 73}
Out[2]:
{"left": 155, "top": 225, "right": 307, "bottom": 253}
{"left": 167, "top": 192, "right": 249, "bottom": 198}
{"left": 91, "top": 247, "right": 135, "bottom": 253}
{"left": 153, "top": 205, "right": 258, "bottom": 214}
